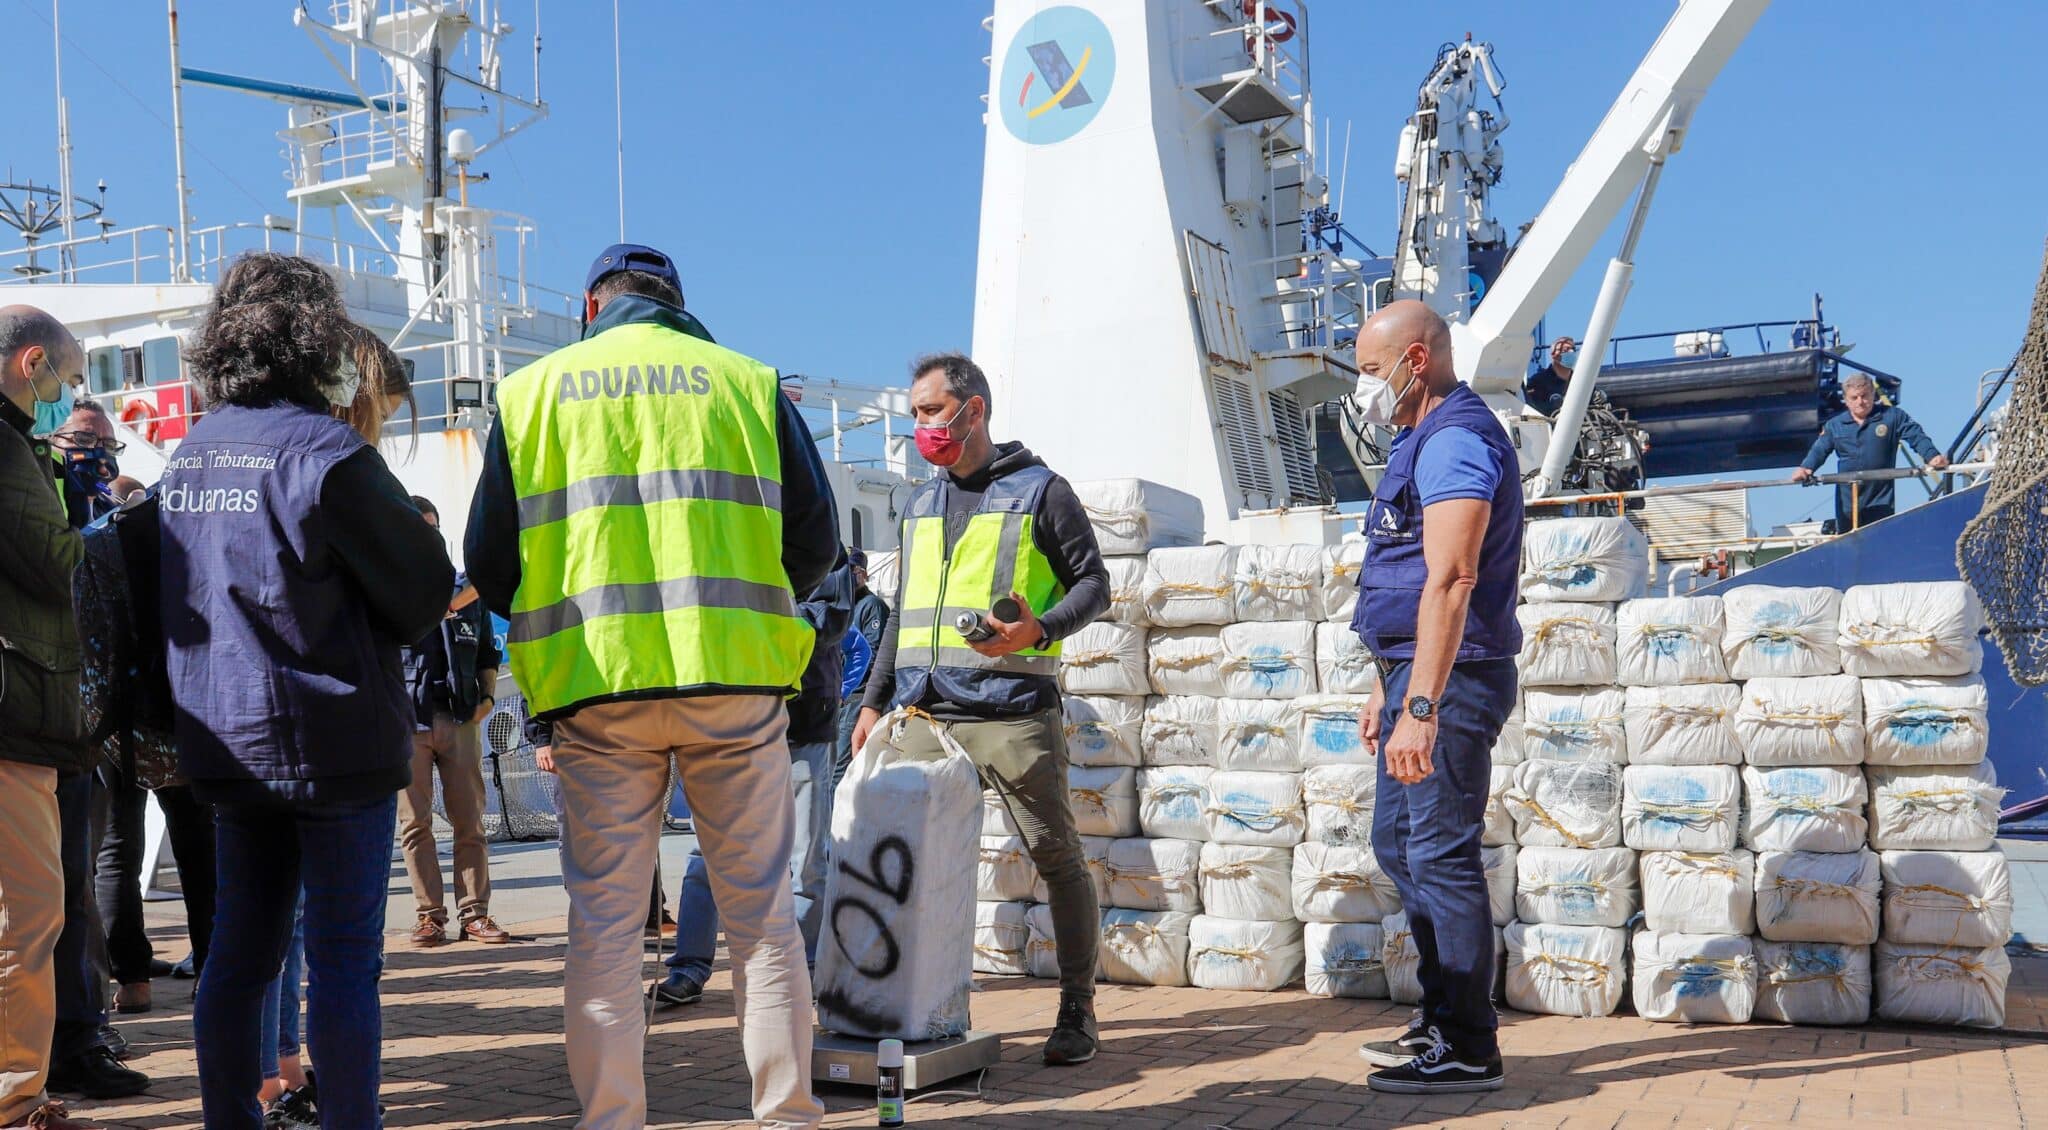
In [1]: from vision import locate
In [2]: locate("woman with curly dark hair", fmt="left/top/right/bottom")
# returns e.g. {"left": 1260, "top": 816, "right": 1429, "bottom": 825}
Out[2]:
{"left": 159, "top": 252, "right": 453, "bottom": 1130}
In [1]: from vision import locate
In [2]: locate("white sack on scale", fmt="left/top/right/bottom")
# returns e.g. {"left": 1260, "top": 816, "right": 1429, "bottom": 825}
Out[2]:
{"left": 1484, "top": 763, "right": 1517, "bottom": 847}
{"left": 1519, "top": 517, "right": 1649, "bottom": 603}
{"left": 1099, "top": 556, "right": 1152, "bottom": 627}
{"left": 1315, "top": 621, "right": 1379, "bottom": 696}
{"left": 1616, "top": 596, "right": 1729, "bottom": 686}
{"left": 1322, "top": 541, "right": 1366, "bottom": 623}
{"left": 1838, "top": 581, "right": 1985, "bottom": 678}
{"left": 1215, "top": 698, "right": 1302, "bottom": 772}
{"left": 1861, "top": 675, "right": 1990, "bottom": 767}
{"left": 1754, "top": 848, "right": 1881, "bottom": 945}
{"left": 1031, "top": 835, "right": 1113, "bottom": 907}
{"left": 1197, "top": 842, "right": 1295, "bottom": 922}
{"left": 1061, "top": 694, "right": 1144, "bottom": 768}
{"left": 1141, "top": 695, "right": 1217, "bottom": 767}
{"left": 1295, "top": 695, "right": 1374, "bottom": 767}
{"left": 1234, "top": 544, "right": 1326, "bottom": 623}
{"left": 1142, "top": 546, "right": 1239, "bottom": 628}
{"left": 1097, "top": 909, "right": 1194, "bottom": 987}
{"left": 1137, "top": 766, "right": 1214, "bottom": 842}
{"left": 1502, "top": 921, "right": 1629, "bottom": 1018}
{"left": 1752, "top": 940, "right": 1871, "bottom": 1026}
{"left": 1103, "top": 837, "right": 1204, "bottom": 914}
{"left": 1070, "top": 478, "right": 1204, "bottom": 557}
{"left": 1513, "top": 845, "right": 1639, "bottom": 928}
{"left": 1522, "top": 687, "right": 1628, "bottom": 763}
{"left": 1741, "top": 765, "right": 1869, "bottom": 853}
{"left": 1621, "top": 764, "right": 1741, "bottom": 852}
{"left": 1304, "top": 921, "right": 1388, "bottom": 999}
{"left": 1505, "top": 759, "right": 1623, "bottom": 849}
{"left": 1290, "top": 841, "right": 1401, "bottom": 924}
{"left": 1639, "top": 849, "right": 1755, "bottom": 936}
{"left": 1866, "top": 761, "right": 2003, "bottom": 851}
{"left": 1872, "top": 940, "right": 2010, "bottom": 1029}
{"left": 1734, "top": 675, "right": 1865, "bottom": 766}
{"left": 1484, "top": 844, "right": 1518, "bottom": 927}
{"left": 1516, "top": 602, "right": 1617, "bottom": 688}
{"left": 1219, "top": 621, "right": 1319, "bottom": 700}
{"left": 975, "top": 835, "right": 1037, "bottom": 903}
{"left": 1624, "top": 684, "right": 1743, "bottom": 766}
{"left": 1204, "top": 770, "right": 1306, "bottom": 847}
{"left": 1722, "top": 585, "right": 1843, "bottom": 679}
{"left": 1630, "top": 930, "right": 1757, "bottom": 1025}
{"left": 1066, "top": 766, "right": 1138, "bottom": 838}
{"left": 1146, "top": 627, "right": 1228, "bottom": 697}
{"left": 1879, "top": 848, "right": 2013, "bottom": 948}
{"left": 1302, "top": 764, "right": 1376, "bottom": 848}
{"left": 1188, "top": 915, "right": 1305, "bottom": 992}
{"left": 972, "top": 901, "right": 1032, "bottom": 977}
{"left": 1057, "top": 622, "right": 1150, "bottom": 697}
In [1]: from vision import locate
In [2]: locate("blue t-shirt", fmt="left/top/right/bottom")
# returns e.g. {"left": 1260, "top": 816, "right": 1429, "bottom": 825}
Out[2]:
{"left": 1394, "top": 424, "right": 1503, "bottom": 505}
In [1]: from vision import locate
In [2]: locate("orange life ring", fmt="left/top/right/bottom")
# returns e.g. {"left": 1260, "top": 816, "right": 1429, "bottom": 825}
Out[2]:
{"left": 119, "top": 396, "right": 160, "bottom": 444}
{"left": 1241, "top": 1, "right": 1296, "bottom": 44}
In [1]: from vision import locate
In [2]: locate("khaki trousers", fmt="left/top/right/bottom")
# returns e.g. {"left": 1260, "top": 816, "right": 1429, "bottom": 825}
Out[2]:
{"left": 553, "top": 695, "right": 823, "bottom": 1130}
{"left": 0, "top": 761, "right": 63, "bottom": 1125}
{"left": 397, "top": 713, "right": 493, "bottom": 924}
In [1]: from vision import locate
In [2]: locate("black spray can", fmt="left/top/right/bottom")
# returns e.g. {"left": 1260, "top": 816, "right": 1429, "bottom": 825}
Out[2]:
{"left": 876, "top": 1038, "right": 905, "bottom": 1126}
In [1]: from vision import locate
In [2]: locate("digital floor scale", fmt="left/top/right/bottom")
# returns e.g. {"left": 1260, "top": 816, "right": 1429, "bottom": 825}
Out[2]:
{"left": 811, "top": 1030, "right": 1002, "bottom": 1090}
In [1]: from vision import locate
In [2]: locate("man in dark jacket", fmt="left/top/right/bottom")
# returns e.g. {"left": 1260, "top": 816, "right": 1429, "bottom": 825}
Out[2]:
{"left": 1791, "top": 371, "right": 1949, "bottom": 530}
{"left": 0, "top": 304, "right": 100, "bottom": 1130}
{"left": 832, "top": 547, "right": 890, "bottom": 785}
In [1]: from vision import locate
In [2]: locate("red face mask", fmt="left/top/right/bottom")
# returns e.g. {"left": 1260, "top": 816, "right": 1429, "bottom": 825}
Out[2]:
{"left": 914, "top": 400, "right": 975, "bottom": 467}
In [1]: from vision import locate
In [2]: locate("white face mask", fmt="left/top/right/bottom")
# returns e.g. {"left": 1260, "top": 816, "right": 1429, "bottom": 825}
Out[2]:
{"left": 325, "top": 355, "right": 363, "bottom": 408}
{"left": 1354, "top": 356, "right": 1414, "bottom": 428}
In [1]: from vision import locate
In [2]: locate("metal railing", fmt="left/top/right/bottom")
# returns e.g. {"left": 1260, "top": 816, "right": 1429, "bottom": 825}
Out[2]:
{"left": 1201, "top": 0, "right": 1312, "bottom": 109}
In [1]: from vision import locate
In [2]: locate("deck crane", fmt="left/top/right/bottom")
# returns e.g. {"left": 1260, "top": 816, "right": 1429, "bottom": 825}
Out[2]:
{"left": 1391, "top": 36, "right": 1511, "bottom": 325}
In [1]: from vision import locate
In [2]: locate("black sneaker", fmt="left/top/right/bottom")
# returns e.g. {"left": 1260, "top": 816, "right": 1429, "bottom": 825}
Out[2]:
{"left": 1041, "top": 995, "right": 1098, "bottom": 1066}
{"left": 1357, "top": 1013, "right": 1434, "bottom": 1067}
{"left": 265, "top": 1084, "right": 319, "bottom": 1127}
{"left": 47, "top": 1046, "right": 150, "bottom": 1099}
{"left": 648, "top": 971, "right": 702, "bottom": 1007}
{"left": 1366, "top": 1026, "right": 1503, "bottom": 1094}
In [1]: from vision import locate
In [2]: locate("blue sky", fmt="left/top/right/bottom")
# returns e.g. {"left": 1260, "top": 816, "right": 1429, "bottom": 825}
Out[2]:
{"left": 4, "top": 1, "right": 2041, "bottom": 531}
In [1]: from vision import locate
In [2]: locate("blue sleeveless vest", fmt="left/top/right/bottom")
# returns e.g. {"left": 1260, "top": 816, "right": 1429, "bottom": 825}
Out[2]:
{"left": 1351, "top": 384, "right": 1524, "bottom": 662}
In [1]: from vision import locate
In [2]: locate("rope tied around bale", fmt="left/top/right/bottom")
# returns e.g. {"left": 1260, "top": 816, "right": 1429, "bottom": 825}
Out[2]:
{"left": 973, "top": 943, "right": 1024, "bottom": 961}
{"left": 1522, "top": 951, "right": 1614, "bottom": 984}
{"left": 1143, "top": 783, "right": 1209, "bottom": 804}
{"left": 1746, "top": 624, "right": 1816, "bottom": 648}
{"left": 1841, "top": 625, "right": 1942, "bottom": 654}
{"left": 1192, "top": 944, "right": 1269, "bottom": 963}
{"left": 1070, "top": 788, "right": 1115, "bottom": 814}
{"left": 1220, "top": 652, "right": 1308, "bottom": 673}
{"left": 1200, "top": 860, "right": 1270, "bottom": 881}
{"left": 1308, "top": 870, "right": 1385, "bottom": 894}
{"left": 1891, "top": 950, "right": 1994, "bottom": 983}
{"left": 1064, "top": 649, "right": 1120, "bottom": 667}
{"left": 1529, "top": 551, "right": 1604, "bottom": 582}
{"left": 1152, "top": 582, "right": 1234, "bottom": 598}
{"left": 1152, "top": 651, "right": 1221, "bottom": 671}
{"left": 1204, "top": 801, "right": 1303, "bottom": 832}
{"left": 1891, "top": 785, "right": 2002, "bottom": 813}
{"left": 1771, "top": 877, "right": 1865, "bottom": 899}
{"left": 1530, "top": 615, "right": 1604, "bottom": 648}
{"left": 1321, "top": 955, "right": 1384, "bottom": 974}
{"left": 1650, "top": 703, "right": 1731, "bottom": 724}
{"left": 1889, "top": 882, "right": 1992, "bottom": 911}
{"left": 1505, "top": 792, "right": 1595, "bottom": 849}
{"left": 1877, "top": 704, "right": 1983, "bottom": 731}
{"left": 1645, "top": 954, "right": 1756, "bottom": 981}
{"left": 1631, "top": 800, "right": 1730, "bottom": 830}
{"left": 978, "top": 844, "right": 1028, "bottom": 865}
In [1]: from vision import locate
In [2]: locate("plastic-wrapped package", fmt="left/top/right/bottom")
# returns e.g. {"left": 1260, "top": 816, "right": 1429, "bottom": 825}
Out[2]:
{"left": 1523, "top": 687, "right": 1628, "bottom": 763}
{"left": 1631, "top": 931, "right": 1757, "bottom": 1024}
{"left": 1322, "top": 541, "right": 1366, "bottom": 623}
{"left": 1315, "top": 621, "right": 1379, "bottom": 696}
{"left": 1071, "top": 478, "right": 1205, "bottom": 557}
{"left": 1137, "top": 766, "right": 1214, "bottom": 841}
{"left": 1621, "top": 764, "right": 1740, "bottom": 852}
{"left": 972, "top": 901, "right": 1032, "bottom": 977}
{"left": 1741, "top": 766, "right": 1869, "bottom": 853}
{"left": 1519, "top": 517, "right": 1649, "bottom": 603}
{"left": 1872, "top": 941, "right": 2010, "bottom": 1029}
{"left": 1141, "top": 695, "right": 1217, "bottom": 767}
{"left": 1484, "top": 844, "right": 1518, "bottom": 927}
{"left": 1031, "top": 835, "right": 1113, "bottom": 907}
{"left": 1188, "top": 916, "right": 1304, "bottom": 992}
{"left": 1098, "top": 909, "right": 1195, "bottom": 987}
{"left": 1735, "top": 675, "right": 1865, "bottom": 766}
{"left": 1204, "top": 770, "right": 1306, "bottom": 847}
{"left": 1143, "top": 546, "right": 1239, "bottom": 628}
{"left": 1513, "top": 846, "right": 1639, "bottom": 927}
{"left": 1103, "top": 837, "right": 1204, "bottom": 914}
{"left": 1066, "top": 766, "right": 1138, "bottom": 838}
{"left": 1503, "top": 921, "right": 1629, "bottom": 1018}
{"left": 1058, "top": 622, "right": 1150, "bottom": 697}
{"left": 1196, "top": 842, "right": 1295, "bottom": 921}
{"left": 1517, "top": 602, "right": 1617, "bottom": 688}
{"left": 981, "top": 789, "right": 1019, "bottom": 836}
{"left": 1753, "top": 941, "right": 1871, "bottom": 1026}
{"left": 1484, "top": 764, "right": 1517, "bottom": 847}
{"left": 1099, "top": 555, "right": 1152, "bottom": 628}
{"left": 1861, "top": 675, "right": 1990, "bottom": 767}
{"left": 1219, "top": 621, "right": 1319, "bottom": 700}
{"left": 1722, "top": 586, "right": 1843, "bottom": 679}
{"left": 1302, "top": 764, "right": 1376, "bottom": 848}
{"left": 1838, "top": 582, "right": 1986, "bottom": 678}
{"left": 1624, "top": 684, "right": 1742, "bottom": 766}
{"left": 1024, "top": 903, "right": 1061, "bottom": 980}
{"left": 1295, "top": 695, "right": 1374, "bottom": 767}
{"left": 1866, "top": 761, "right": 2003, "bottom": 851}
{"left": 1493, "top": 692, "right": 1525, "bottom": 766}
{"left": 1639, "top": 849, "right": 1755, "bottom": 936}
{"left": 1291, "top": 842, "right": 1401, "bottom": 923}
{"left": 1505, "top": 760, "right": 1623, "bottom": 849}
{"left": 1615, "top": 597, "right": 1728, "bottom": 686}
{"left": 1216, "top": 698, "right": 1302, "bottom": 772}
{"left": 1304, "top": 921, "right": 1388, "bottom": 999}
{"left": 1879, "top": 849, "right": 2013, "bottom": 948}
{"left": 1146, "top": 627, "right": 1228, "bottom": 697}
{"left": 1062, "top": 695, "right": 1145, "bottom": 768}
{"left": 1234, "top": 544, "right": 1326, "bottom": 623}
{"left": 976, "top": 835, "right": 1037, "bottom": 903}
{"left": 1755, "top": 848, "right": 1881, "bottom": 944}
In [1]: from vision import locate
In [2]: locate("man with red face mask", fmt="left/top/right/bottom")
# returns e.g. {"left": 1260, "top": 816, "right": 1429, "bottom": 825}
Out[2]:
{"left": 851, "top": 352, "right": 1111, "bottom": 1066}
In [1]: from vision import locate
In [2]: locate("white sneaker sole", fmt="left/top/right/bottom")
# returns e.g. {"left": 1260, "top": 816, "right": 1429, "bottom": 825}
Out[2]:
{"left": 1367, "top": 1073, "right": 1505, "bottom": 1095}
{"left": 1358, "top": 1043, "right": 1429, "bottom": 1068}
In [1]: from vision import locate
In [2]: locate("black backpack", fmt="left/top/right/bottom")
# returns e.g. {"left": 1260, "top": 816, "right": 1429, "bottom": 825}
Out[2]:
{"left": 74, "top": 491, "right": 180, "bottom": 786}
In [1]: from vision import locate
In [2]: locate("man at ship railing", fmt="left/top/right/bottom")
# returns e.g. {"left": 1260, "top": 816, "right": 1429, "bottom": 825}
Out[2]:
{"left": 1523, "top": 335, "right": 1578, "bottom": 417}
{"left": 1791, "top": 370, "right": 1948, "bottom": 530}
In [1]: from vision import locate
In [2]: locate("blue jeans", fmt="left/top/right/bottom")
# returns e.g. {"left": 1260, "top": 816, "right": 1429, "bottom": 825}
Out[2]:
{"left": 666, "top": 739, "right": 832, "bottom": 985}
{"left": 52, "top": 771, "right": 108, "bottom": 1061}
{"left": 195, "top": 796, "right": 396, "bottom": 1130}
{"left": 1371, "top": 658, "right": 1518, "bottom": 1058}
{"left": 259, "top": 900, "right": 306, "bottom": 1080}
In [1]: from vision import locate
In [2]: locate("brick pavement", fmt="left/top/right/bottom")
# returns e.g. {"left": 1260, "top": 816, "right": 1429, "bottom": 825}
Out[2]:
{"left": 75, "top": 918, "right": 2048, "bottom": 1130}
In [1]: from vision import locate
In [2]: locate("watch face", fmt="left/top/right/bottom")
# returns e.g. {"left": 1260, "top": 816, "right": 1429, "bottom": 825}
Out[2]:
{"left": 1407, "top": 696, "right": 1434, "bottom": 720}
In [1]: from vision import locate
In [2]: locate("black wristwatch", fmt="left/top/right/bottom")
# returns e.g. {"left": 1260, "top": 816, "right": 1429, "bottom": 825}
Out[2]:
{"left": 1405, "top": 694, "right": 1438, "bottom": 722}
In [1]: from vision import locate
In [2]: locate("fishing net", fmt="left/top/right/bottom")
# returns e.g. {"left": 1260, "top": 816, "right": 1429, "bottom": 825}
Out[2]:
{"left": 1958, "top": 240, "right": 2048, "bottom": 686}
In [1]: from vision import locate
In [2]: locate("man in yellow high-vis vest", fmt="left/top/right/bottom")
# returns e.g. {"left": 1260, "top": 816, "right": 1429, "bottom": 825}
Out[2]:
{"left": 467, "top": 244, "right": 836, "bottom": 1130}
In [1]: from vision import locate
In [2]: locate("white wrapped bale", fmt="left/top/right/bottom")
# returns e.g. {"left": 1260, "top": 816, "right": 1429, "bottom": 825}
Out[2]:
{"left": 1867, "top": 761, "right": 2003, "bottom": 851}
{"left": 1742, "top": 766, "right": 1869, "bottom": 853}
{"left": 1304, "top": 921, "right": 1388, "bottom": 999}
{"left": 1188, "top": 916, "right": 1304, "bottom": 992}
{"left": 1735, "top": 675, "right": 1865, "bottom": 766}
{"left": 1057, "top": 622, "right": 1150, "bottom": 697}
{"left": 1484, "top": 764, "right": 1517, "bottom": 847}
{"left": 1103, "top": 837, "right": 1203, "bottom": 914}
{"left": 1234, "top": 544, "right": 1326, "bottom": 623}
{"left": 1066, "top": 766, "right": 1138, "bottom": 838}
{"left": 1291, "top": 842, "right": 1401, "bottom": 924}
{"left": 1503, "top": 921, "right": 1629, "bottom": 1018}
{"left": 1631, "top": 931, "right": 1758, "bottom": 1025}
{"left": 1493, "top": 693, "right": 1525, "bottom": 766}
{"left": 1203, "top": 770, "right": 1306, "bottom": 848}
{"left": 1516, "top": 602, "right": 1618, "bottom": 688}
{"left": 1523, "top": 687, "right": 1628, "bottom": 763}
{"left": 1098, "top": 909, "right": 1194, "bottom": 987}
{"left": 1520, "top": 517, "right": 1649, "bottom": 603}
{"left": 976, "top": 835, "right": 1037, "bottom": 903}
{"left": 1024, "top": 903, "right": 1061, "bottom": 980}
{"left": 1136, "top": 766, "right": 1213, "bottom": 842}
{"left": 1873, "top": 941, "right": 2010, "bottom": 1029}
{"left": 1071, "top": 478, "right": 1203, "bottom": 556}
{"left": 1141, "top": 695, "right": 1217, "bottom": 767}
{"left": 1143, "top": 546, "right": 1238, "bottom": 628}
{"left": 1381, "top": 912, "right": 1422, "bottom": 1005}
{"left": 1624, "top": 684, "right": 1743, "bottom": 766}
{"left": 1616, "top": 597, "right": 1728, "bottom": 686}
{"left": 1505, "top": 760, "right": 1623, "bottom": 849}
{"left": 972, "top": 901, "right": 1033, "bottom": 977}
{"left": 1315, "top": 621, "right": 1379, "bottom": 696}
{"left": 1838, "top": 581, "right": 1986, "bottom": 678}
{"left": 1218, "top": 621, "right": 1319, "bottom": 700}
{"left": 1621, "top": 764, "right": 1741, "bottom": 852}
{"left": 1295, "top": 695, "right": 1374, "bottom": 767}
{"left": 1099, "top": 556, "right": 1152, "bottom": 627}
{"left": 1197, "top": 842, "right": 1294, "bottom": 921}
{"left": 1321, "top": 542, "right": 1365, "bottom": 623}
{"left": 1753, "top": 941, "right": 1872, "bottom": 1026}
{"left": 1723, "top": 586, "right": 1843, "bottom": 679}
{"left": 1879, "top": 849, "right": 2013, "bottom": 948}
{"left": 1062, "top": 695, "right": 1144, "bottom": 768}
{"left": 1031, "top": 835, "right": 1113, "bottom": 907}
{"left": 1862, "top": 675, "right": 1990, "bottom": 767}
{"left": 981, "top": 789, "right": 1019, "bottom": 836}
{"left": 1302, "top": 765, "right": 1376, "bottom": 848}
{"left": 1755, "top": 849, "right": 1881, "bottom": 945}
{"left": 1513, "top": 846, "right": 1639, "bottom": 928}
{"left": 1215, "top": 698, "right": 1302, "bottom": 772}
{"left": 1484, "top": 844, "right": 1518, "bottom": 927}
{"left": 1640, "top": 850, "right": 1756, "bottom": 936}
{"left": 1146, "top": 627, "right": 1228, "bottom": 697}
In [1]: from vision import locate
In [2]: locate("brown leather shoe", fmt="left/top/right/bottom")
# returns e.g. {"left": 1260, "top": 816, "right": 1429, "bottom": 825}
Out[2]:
{"left": 6, "top": 1100, "right": 104, "bottom": 1129}
{"left": 113, "top": 981, "right": 152, "bottom": 1014}
{"left": 410, "top": 917, "right": 448, "bottom": 948}
{"left": 461, "top": 915, "right": 511, "bottom": 944}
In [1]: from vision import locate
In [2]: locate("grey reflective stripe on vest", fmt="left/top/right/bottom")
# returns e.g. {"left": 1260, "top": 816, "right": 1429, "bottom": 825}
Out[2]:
{"left": 509, "top": 575, "right": 797, "bottom": 644}
{"left": 517, "top": 468, "right": 783, "bottom": 528}
{"left": 893, "top": 645, "right": 1058, "bottom": 676}
{"left": 988, "top": 511, "right": 1027, "bottom": 599}
{"left": 898, "top": 606, "right": 986, "bottom": 631}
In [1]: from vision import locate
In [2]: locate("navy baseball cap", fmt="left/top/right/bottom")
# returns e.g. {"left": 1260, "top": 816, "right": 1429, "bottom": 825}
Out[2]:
{"left": 847, "top": 546, "right": 869, "bottom": 570}
{"left": 583, "top": 243, "right": 684, "bottom": 303}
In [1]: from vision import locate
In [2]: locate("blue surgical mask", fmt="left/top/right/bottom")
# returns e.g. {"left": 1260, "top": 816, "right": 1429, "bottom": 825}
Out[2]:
{"left": 32, "top": 380, "right": 76, "bottom": 437}
{"left": 1557, "top": 350, "right": 1579, "bottom": 369}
